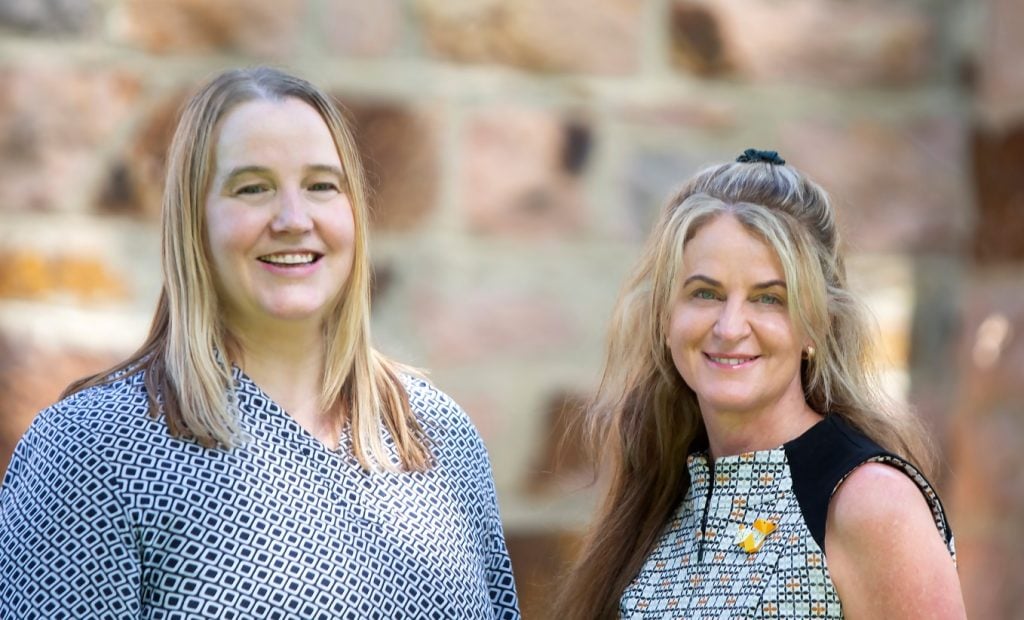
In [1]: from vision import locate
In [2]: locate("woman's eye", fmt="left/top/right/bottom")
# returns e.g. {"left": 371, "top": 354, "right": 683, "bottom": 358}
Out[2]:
{"left": 693, "top": 289, "right": 718, "bottom": 301}
{"left": 309, "top": 182, "right": 339, "bottom": 193}
{"left": 756, "top": 294, "right": 782, "bottom": 305}
{"left": 235, "top": 184, "right": 268, "bottom": 196}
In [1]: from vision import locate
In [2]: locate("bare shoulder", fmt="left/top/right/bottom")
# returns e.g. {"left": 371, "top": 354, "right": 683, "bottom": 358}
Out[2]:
{"left": 828, "top": 461, "right": 927, "bottom": 529}
{"left": 824, "top": 462, "right": 965, "bottom": 619}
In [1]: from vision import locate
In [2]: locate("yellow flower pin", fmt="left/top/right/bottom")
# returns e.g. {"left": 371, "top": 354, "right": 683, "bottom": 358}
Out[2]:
{"left": 734, "top": 518, "right": 777, "bottom": 553}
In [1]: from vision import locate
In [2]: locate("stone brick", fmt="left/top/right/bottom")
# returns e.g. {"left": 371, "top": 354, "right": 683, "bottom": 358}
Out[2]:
{"left": 96, "top": 89, "right": 186, "bottom": 217}
{"left": 946, "top": 268, "right": 1024, "bottom": 619}
{"left": 112, "top": 0, "right": 304, "bottom": 57}
{"left": 779, "top": 116, "right": 971, "bottom": 253}
{"left": 0, "top": 67, "right": 142, "bottom": 213}
{"left": 343, "top": 100, "right": 440, "bottom": 231}
{"left": 970, "top": 122, "right": 1024, "bottom": 264}
{"left": 412, "top": 287, "right": 578, "bottom": 368}
{"left": 669, "top": 1, "right": 732, "bottom": 77}
{"left": 975, "top": 0, "right": 1024, "bottom": 125}
{"left": 324, "top": 0, "right": 404, "bottom": 57}
{"left": 0, "top": 0, "right": 95, "bottom": 34}
{"left": 0, "top": 334, "right": 118, "bottom": 479}
{"left": 0, "top": 249, "right": 130, "bottom": 304}
{"left": 673, "top": 0, "right": 935, "bottom": 87}
{"left": 523, "top": 388, "right": 593, "bottom": 497}
{"left": 461, "top": 107, "right": 589, "bottom": 236}
{"left": 505, "top": 530, "right": 580, "bottom": 619}
{"left": 414, "top": 0, "right": 642, "bottom": 75}
{"left": 624, "top": 149, "right": 726, "bottom": 241}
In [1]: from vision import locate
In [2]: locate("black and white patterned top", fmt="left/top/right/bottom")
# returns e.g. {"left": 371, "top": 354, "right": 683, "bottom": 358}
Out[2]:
{"left": 619, "top": 415, "right": 955, "bottom": 619}
{"left": 0, "top": 368, "right": 521, "bottom": 619}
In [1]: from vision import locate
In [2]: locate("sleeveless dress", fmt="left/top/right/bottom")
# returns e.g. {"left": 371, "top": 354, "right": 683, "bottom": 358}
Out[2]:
{"left": 619, "top": 415, "right": 954, "bottom": 619}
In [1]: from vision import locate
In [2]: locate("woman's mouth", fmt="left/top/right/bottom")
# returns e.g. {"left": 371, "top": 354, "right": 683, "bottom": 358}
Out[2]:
{"left": 257, "top": 252, "right": 322, "bottom": 266}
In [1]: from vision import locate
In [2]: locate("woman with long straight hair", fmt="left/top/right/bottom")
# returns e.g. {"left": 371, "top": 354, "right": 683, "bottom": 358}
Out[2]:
{"left": 0, "top": 67, "right": 520, "bottom": 619}
{"left": 556, "top": 150, "right": 964, "bottom": 618}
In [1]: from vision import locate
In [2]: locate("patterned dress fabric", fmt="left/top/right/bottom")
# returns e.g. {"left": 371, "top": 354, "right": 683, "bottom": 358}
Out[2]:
{"left": 619, "top": 416, "right": 954, "bottom": 619}
{"left": 0, "top": 368, "right": 520, "bottom": 619}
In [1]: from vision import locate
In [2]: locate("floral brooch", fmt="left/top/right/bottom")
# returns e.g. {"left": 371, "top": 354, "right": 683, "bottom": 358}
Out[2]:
{"left": 733, "top": 518, "right": 777, "bottom": 553}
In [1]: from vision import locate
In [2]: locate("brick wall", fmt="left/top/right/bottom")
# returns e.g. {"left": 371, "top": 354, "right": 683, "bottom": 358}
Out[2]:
{"left": 1, "top": 1, "right": 1020, "bottom": 617}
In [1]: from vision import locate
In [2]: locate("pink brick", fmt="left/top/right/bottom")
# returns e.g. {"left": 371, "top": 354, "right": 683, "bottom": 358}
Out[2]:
{"left": 343, "top": 100, "right": 440, "bottom": 231}
{"left": 412, "top": 287, "right": 578, "bottom": 367}
{"left": 0, "top": 67, "right": 142, "bottom": 213}
{"left": 946, "top": 269, "right": 1024, "bottom": 619}
{"left": 779, "top": 116, "right": 971, "bottom": 253}
{"left": 0, "top": 335, "right": 118, "bottom": 479}
{"left": 674, "top": 0, "right": 935, "bottom": 87}
{"left": 461, "top": 107, "right": 588, "bottom": 236}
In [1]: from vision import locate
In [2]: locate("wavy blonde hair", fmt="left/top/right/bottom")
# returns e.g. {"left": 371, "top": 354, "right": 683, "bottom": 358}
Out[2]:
{"left": 555, "top": 159, "right": 936, "bottom": 619}
{"left": 65, "top": 67, "right": 430, "bottom": 471}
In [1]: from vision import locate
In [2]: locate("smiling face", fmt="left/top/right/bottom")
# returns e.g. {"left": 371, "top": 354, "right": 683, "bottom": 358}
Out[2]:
{"left": 204, "top": 97, "right": 355, "bottom": 336}
{"left": 667, "top": 213, "right": 809, "bottom": 426}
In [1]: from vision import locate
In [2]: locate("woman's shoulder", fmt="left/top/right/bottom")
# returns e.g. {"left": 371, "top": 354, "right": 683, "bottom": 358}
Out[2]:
{"left": 23, "top": 368, "right": 156, "bottom": 451}
{"left": 400, "top": 374, "right": 473, "bottom": 429}
{"left": 399, "top": 373, "right": 492, "bottom": 463}
{"left": 783, "top": 415, "right": 951, "bottom": 553}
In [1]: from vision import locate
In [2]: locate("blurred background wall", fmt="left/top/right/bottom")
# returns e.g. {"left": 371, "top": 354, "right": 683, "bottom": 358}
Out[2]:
{"left": 0, "top": 0, "right": 1021, "bottom": 617}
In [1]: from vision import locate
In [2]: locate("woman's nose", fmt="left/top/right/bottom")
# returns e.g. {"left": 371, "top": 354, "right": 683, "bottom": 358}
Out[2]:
{"left": 712, "top": 299, "right": 752, "bottom": 341}
{"left": 271, "top": 189, "right": 313, "bottom": 233}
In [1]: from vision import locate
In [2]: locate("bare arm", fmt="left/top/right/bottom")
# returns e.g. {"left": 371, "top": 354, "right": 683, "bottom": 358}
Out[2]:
{"left": 824, "top": 463, "right": 965, "bottom": 619}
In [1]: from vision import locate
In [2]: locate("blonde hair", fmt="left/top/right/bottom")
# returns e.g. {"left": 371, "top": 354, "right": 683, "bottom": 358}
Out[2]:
{"left": 555, "top": 159, "right": 936, "bottom": 619}
{"left": 65, "top": 67, "right": 430, "bottom": 471}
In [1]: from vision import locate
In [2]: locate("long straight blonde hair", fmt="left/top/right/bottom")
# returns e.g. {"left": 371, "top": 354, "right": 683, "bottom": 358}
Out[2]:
{"left": 65, "top": 67, "right": 430, "bottom": 471}
{"left": 554, "top": 159, "right": 936, "bottom": 619}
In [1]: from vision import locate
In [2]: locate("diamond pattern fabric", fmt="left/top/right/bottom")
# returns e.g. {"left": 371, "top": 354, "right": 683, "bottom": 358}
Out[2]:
{"left": 1, "top": 368, "right": 520, "bottom": 619}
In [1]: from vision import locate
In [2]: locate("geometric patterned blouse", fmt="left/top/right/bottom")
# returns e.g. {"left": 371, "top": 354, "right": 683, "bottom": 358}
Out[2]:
{"left": 620, "top": 415, "right": 955, "bottom": 619}
{"left": 0, "top": 368, "right": 521, "bottom": 619}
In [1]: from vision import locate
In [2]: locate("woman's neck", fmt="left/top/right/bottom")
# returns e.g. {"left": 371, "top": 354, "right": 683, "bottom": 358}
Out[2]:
{"left": 702, "top": 395, "right": 823, "bottom": 460}
{"left": 230, "top": 322, "right": 342, "bottom": 449}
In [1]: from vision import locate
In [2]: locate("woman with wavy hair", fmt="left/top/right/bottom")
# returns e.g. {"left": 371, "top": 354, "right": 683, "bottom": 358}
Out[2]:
{"left": 556, "top": 150, "right": 964, "bottom": 618}
{"left": 0, "top": 67, "right": 519, "bottom": 619}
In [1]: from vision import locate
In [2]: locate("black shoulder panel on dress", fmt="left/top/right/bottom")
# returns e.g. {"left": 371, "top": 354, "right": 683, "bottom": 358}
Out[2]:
{"left": 783, "top": 415, "right": 889, "bottom": 552}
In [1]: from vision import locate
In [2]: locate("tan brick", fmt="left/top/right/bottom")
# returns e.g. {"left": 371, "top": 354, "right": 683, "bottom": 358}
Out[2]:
{"left": 779, "top": 116, "right": 971, "bottom": 253}
{"left": 975, "top": 0, "right": 1024, "bottom": 125}
{"left": 415, "top": 0, "right": 642, "bottom": 75}
{"left": 461, "top": 107, "right": 588, "bottom": 236}
{"left": 325, "top": 0, "right": 404, "bottom": 57}
{"left": 112, "top": 0, "right": 305, "bottom": 57}
{"left": 0, "top": 249, "right": 129, "bottom": 303}
{"left": 0, "top": 0, "right": 96, "bottom": 34}
{"left": 674, "top": 0, "right": 935, "bottom": 87}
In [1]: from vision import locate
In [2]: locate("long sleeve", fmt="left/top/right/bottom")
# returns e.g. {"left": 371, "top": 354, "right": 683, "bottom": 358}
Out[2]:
{"left": 0, "top": 411, "right": 140, "bottom": 618}
{"left": 481, "top": 471, "right": 520, "bottom": 620}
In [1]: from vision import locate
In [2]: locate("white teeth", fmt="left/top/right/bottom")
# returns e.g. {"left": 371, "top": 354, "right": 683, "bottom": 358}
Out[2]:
{"left": 710, "top": 357, "right": 748, "bottom": 366}
{"left": 260, "top": 253, "right": 316, "bottom": 265}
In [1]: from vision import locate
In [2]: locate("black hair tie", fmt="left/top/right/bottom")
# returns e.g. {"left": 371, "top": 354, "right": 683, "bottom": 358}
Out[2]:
{"left": 736, "top": 148, "right": 786, "bottom": 165}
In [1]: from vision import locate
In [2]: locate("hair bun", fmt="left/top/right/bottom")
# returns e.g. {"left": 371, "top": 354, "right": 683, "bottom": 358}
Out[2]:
{"left": 736, "top": 148, "right": 786, "bottom": 165}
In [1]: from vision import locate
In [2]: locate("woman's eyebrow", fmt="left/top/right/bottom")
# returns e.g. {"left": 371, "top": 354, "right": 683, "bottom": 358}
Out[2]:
{"left": 682, "top": 275, "right": 787, "bottom": 289}
{"left": 307, "top": 164, "right": 345, "bottom": 178}
{"left": 683, "top": 274, "right": 721, "bottom": 287}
